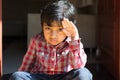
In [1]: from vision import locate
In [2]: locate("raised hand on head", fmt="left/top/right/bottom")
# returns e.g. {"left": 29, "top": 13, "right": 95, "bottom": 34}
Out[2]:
{"left": 62, "top": 18, "right": 79, "bottom": 41}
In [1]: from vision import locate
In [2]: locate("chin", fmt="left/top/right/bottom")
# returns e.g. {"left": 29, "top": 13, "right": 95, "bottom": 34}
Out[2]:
{"left": 51, "top": 43, "right": 58, "bottom": 46}
{"left": 51, "top": 42, "right": 60, "bottom": 46}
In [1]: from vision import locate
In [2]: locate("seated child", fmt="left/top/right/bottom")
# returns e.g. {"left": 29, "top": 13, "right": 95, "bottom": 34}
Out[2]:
{"left": 10, "top": 0, "right": 93, "bottom": 80}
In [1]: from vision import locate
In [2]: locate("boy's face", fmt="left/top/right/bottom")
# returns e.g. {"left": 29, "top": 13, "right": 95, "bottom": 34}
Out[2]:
{"left": 43, "top": 21, "right": 67, "bottom": 46}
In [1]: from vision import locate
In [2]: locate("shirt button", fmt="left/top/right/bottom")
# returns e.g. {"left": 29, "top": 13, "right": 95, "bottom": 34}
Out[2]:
{"left": 51, "top": 58, "right": 55, "bottom": 61}
{"left": 62, "top": 52, "right": 66, "bottom": 55}
{"left": 41, "top": 52, "right": 44, "bottom": 56}
{"left": 51, "top": 68, "right": 54, "bottom": 71}
{"left": 57, "top": 54, "right": 60, "bottom": 57}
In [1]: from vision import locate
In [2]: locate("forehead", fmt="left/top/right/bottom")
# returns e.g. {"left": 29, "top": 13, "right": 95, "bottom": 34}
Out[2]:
{"left": 44, "top": 20, "right": 62, "bottom": 27}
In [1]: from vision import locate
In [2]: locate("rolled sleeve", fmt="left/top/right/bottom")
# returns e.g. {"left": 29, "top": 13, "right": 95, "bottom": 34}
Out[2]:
{"left": 69, "top": 39, "right": 80, "bottom": 51}
{"left": 68, "top": 38, "right": 87, "bottom": 68}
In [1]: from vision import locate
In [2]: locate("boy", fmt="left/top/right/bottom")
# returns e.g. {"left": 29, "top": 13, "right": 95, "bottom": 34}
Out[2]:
{"left": 10, "top": 0, "right": 92, "bottom": 80}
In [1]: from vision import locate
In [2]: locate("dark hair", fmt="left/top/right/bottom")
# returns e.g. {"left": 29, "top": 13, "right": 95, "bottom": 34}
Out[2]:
{"left": 41, "top": 0, "right": 77, "bottom": 27}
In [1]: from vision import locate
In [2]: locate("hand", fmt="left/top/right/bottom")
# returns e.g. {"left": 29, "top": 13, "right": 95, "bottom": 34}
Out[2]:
{"left": 62, "top": 18, "right": 79, "bottom": 40}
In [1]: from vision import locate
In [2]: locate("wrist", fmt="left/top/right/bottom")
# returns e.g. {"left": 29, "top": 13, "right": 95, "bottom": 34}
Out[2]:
{"left": 71, "top": 35, "right": 79, "bottom": 41}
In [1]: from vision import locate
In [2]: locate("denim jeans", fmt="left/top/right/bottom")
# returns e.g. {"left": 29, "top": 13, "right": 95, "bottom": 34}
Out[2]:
{"left": 9, "top": 67, "right": 92, "bottom": 80}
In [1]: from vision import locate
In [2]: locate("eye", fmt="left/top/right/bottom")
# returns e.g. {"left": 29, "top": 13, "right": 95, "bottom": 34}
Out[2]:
{"left": 45, "top": 27, "right": 50, "bottom": 30}
{"left": 59, "top": 28, "right": 63, "bottom": 31}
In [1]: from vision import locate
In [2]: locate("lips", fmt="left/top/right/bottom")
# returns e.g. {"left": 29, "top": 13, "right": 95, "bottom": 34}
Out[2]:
{"left": 50, "top": 38, "right": 57, "bottom": 43}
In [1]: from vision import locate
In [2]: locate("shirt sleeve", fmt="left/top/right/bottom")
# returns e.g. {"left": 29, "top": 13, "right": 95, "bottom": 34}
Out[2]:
{"left": 18, "top": 37, "right": 36, "bottom": 72}
{"left": 68, "top": 39, "right": 87, "bottom": 68}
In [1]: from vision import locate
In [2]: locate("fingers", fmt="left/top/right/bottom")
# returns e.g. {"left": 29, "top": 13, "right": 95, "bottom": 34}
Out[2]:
{"left": 61, "top": 18, "right": 79, "bottom": 40}
{"left": 69, "top": 21, "right": 78, "bottom": 32}
{"left": 62, "top": 18, "right": 75, "bottom": 29}
{"left": 62, "top": 18, "right": 73, "bottom": 30}
{"left": 62, "top": 18, "right": 71, "bottom": 36}
{"left": 62, "top": 18, "right": 70, "bottom": 29}
{"left": 62, "top": 29, "right": 70, "bottom": 36}
{"left": 62, "top": 18, "right": 76, "bottom": 35}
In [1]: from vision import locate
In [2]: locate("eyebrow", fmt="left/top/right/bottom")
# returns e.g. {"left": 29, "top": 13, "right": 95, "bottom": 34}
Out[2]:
{"left": 59, "top": 26, "right": 63, "bottom": 28}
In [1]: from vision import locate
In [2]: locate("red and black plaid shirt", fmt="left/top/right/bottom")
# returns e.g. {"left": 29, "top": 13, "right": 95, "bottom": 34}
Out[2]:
{"left": 19, "top": 33, "right": 87, "bottom": 75}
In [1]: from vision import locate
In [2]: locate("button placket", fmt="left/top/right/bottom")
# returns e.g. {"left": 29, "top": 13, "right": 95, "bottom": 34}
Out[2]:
{"left": 49, "top": 48, "right": 56, "bottom": 69}
{"left": 51, "top": 58, "right": 55, "bottom": 61}
{"left": 51, "top": 68, "right": 54, "bottom": 71}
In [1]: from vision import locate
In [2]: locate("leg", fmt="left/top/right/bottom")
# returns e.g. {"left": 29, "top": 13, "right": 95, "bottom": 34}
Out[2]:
{"left": 62, "top": 67, "right": 93, "bottom": 80}
{"left": 9, "top": 71, "right": 49, "bottom": 80}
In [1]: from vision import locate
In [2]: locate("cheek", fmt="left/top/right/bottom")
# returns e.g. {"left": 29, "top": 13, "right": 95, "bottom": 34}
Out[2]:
{"left": 58, "top": 33, "right": 66, "bottom": 40}
{"left": 43, "top": 31, "right": 50, "bottom": 39}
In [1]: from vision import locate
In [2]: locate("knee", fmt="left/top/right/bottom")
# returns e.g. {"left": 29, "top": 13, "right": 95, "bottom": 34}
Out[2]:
{"left": 9, "top": 71, "right": 24, "bottom": 80}
{"left": 12, "top": 71, "right": 22, "bottom": 77}
{"left": 75, "top": 67, "right": 93, "bottom": 80}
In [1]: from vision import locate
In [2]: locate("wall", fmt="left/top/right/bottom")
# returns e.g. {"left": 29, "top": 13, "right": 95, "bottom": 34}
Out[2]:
{"left": 77, "top": 15, "right": 97, "bottom": 48}
{"left": 3, "top": 0, "right": 49, "bottom": 37}
{"left": 27, "top": 14, "right": 41, "bottom": 45}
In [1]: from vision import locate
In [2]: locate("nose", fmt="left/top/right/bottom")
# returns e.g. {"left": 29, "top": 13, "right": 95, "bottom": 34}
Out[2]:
{"left": 51, "top": 31, "right": 57, "bottom": 38}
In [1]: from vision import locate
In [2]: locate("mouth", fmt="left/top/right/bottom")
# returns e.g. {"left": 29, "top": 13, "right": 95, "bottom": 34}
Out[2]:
{"left": 50, "top": 39, "right": 57, "bottom": 43}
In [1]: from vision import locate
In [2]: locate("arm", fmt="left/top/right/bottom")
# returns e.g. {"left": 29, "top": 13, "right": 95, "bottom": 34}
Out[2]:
{"left": 18, "top": 37, "right": 36, "bottom": 72}
{"left": 68, "top": 39, "right": 87, "bottom": 68}
{"left": 62, "top": 18, "right": 87, "bottom": 68}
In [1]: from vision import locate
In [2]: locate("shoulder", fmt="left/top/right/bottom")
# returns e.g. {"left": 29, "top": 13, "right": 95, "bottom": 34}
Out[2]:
{"left": 31, "top": 32, "right": 44, "bottom": 41}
